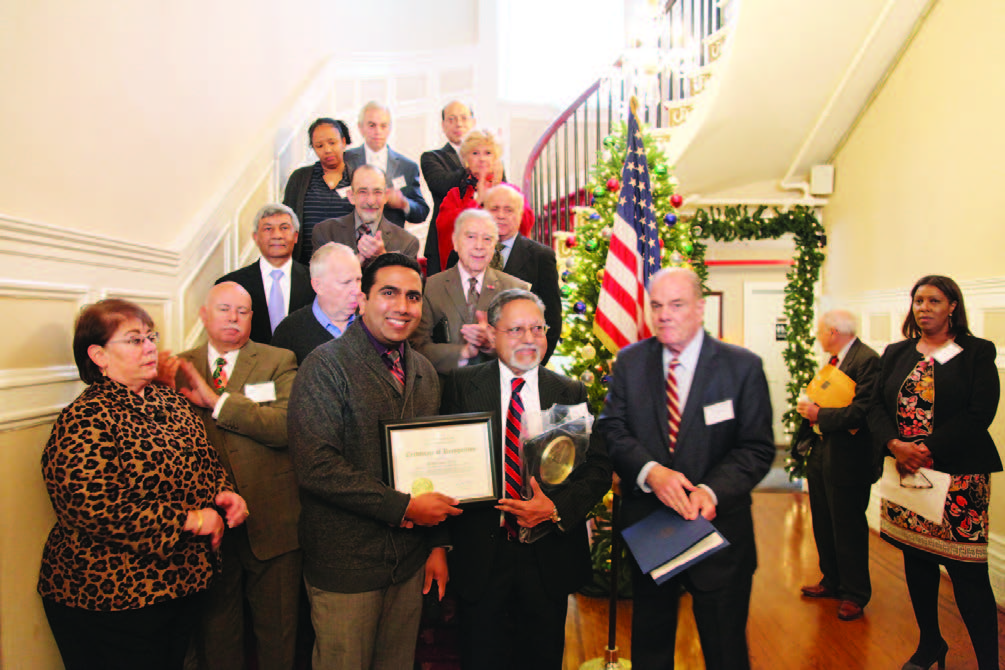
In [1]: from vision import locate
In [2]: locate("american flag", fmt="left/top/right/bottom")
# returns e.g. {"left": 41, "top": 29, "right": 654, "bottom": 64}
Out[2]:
{"left": 593, "top": 110, "right": 661, "bottom": 353}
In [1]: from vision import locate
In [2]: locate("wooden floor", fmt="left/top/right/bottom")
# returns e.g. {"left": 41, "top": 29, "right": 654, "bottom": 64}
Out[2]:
{"left": 562, "top": 491, "right": 1005, "bottom": 669}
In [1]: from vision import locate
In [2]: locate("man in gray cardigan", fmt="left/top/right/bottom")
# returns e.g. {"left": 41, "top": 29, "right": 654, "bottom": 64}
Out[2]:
{"left": 288, "top": 253, "right": 461, "bottom": 669}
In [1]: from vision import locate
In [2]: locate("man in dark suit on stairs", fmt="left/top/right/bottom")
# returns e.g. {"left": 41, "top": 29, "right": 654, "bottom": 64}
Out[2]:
{"left": 215, "top": 203, "right": 315, "bottom": 345}
{"left": 421, "top": 100, "right": 475, "bottom": 275}
{"left": 597, "top": 267, "right": 775, "bottom": 670}
{"left": 440, "top": 288, "right": 612, "bottom": 670}
{"left": 795, "top": 309, "right": 880, "bottom": 622}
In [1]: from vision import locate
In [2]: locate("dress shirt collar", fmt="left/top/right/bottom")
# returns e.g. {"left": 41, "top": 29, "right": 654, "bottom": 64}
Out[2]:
{"left": 207, "top": 342, "right": 242, "bottom": 377}
{"left": 831, "top": 337, "right": 856, "bottom": 367}
{"left": 312, "top": 297, "right": 355, "bottom": 338}
{"left": 662, "top": 329, "right": 704, "bottom": 372}
{"left": 448, "top": 142, "right": 462, "bottom": 159}
{"left": 353, "top": 211, "right": 382, "bottom": 234}
{"left": 499, "top": 362, "right": 542, "bottom": 435}
{"left": 258, "top": 255, "right": 292, "bottom": 278}
{"left": 360, "top": 319, "right": 406, "bottom": 366}
{"left": 456, "top": 265, "right": 486, "bottom": 298}
{"left": 365, "top": 145, "right": 389, "bottom": 171}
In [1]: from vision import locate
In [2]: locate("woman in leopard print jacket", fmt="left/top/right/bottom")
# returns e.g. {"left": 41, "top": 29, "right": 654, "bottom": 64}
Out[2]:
{"left": 37, "top": 299, "right": 248, "bottom": 670}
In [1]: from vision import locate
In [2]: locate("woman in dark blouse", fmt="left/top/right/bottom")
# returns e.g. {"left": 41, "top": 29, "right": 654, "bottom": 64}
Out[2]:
{"left": 283, "top": 118, "right": 355, "bottom": 263}
{"left": 869, "top": 275, "right": 1001, "bottom": 670}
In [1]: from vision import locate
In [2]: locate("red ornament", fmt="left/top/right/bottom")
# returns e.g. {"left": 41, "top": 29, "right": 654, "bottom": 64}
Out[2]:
{"left": 606, "top": 178, "right": 620, "bottom": 192}
{"left": 670, "top": 193, "right": 684, "bottom": 208}
{"left": 565, "top": 234, "right": 577, "bottom": 248}
{"left": 658, "top": 238, "right": 664, "bottom": 249}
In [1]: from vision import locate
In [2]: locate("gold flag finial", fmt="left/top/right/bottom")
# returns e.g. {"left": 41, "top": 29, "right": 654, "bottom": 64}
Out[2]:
{"left": 629, "top": 96, "right": 639, "bottom": 119}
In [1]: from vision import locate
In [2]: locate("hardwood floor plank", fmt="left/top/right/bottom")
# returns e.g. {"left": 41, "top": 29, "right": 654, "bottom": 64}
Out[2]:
{"left": 560, "top": 491, "right": 1005, "bottom": 669}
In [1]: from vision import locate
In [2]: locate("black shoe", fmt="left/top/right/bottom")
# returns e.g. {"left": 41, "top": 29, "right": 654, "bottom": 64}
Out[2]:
{"left": 901, "top": 640, "right": 948, "bottom": 670}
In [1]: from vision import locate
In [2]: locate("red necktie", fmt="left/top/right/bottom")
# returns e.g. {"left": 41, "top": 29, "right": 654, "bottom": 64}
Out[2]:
{"left": 504, "top": 378, "right": 526, "bottom": 536}
{"left": 666, "top": 358, "right": 681, "bottom": 454}
{"left": 828, "top": 355, "right": 839, "bottom": 367}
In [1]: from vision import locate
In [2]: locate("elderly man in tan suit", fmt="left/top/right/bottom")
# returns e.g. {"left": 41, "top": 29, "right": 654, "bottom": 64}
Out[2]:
{"left": 174, "top": 281, "right": 300, "bottom": 670}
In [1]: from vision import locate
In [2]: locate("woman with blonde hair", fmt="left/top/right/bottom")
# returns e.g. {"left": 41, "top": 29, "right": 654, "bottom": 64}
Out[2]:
{"left": 432, "top": 128, "right": 533, "bottom": 273}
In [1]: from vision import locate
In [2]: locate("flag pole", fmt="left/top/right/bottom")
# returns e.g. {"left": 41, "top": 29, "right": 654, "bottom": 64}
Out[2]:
{"left": 579, "top": 481, "right": 631, "bottom": 670}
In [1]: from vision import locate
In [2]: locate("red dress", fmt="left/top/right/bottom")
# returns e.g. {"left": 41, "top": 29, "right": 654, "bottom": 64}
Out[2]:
{"left": 434, "top": 180, "right": 535, "bottom": 272}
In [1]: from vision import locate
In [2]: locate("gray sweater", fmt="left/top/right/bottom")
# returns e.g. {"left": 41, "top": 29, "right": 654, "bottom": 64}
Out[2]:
{"left": 288, "top": 320, "right": 441, "bottom": 593}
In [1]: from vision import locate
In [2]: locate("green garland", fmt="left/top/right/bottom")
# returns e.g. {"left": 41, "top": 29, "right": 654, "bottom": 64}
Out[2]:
{"left": 689, "top": 206, "right": 826, "bottom": 478}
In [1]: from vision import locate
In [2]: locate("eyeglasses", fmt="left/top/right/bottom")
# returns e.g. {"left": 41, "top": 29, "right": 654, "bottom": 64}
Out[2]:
{"left": 107, "top": 332, "right": 160, "bottom": 347}
{"left": 495, "top": 325, "right": 548, "bottom": 338}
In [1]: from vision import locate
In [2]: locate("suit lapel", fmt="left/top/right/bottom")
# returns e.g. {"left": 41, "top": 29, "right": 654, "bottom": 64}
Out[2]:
{"left": 538, "top": 367, "right": 569, "bottom": 408}
{"left": 386, "top": 149, "right": 400, "bottom": 182}
{"left": 226, "top": 342, "right": 258, "bottom": 393}
{"left": 503, "top": 236, "right": 528, "bottom": 276}
{"left": 477, "top": 268, "right": 504, "bottom": 311}
{"left": 443, "top": 144, "right": 462, "bottom": 170}
{"left": 443, "top": 268, "right": 470, "bottom": 321}
{"left": 645, "top": 340, "right": 671, "bottom": 451}
{"left": 677, "top": 334, "right": 716, "bottom": 446}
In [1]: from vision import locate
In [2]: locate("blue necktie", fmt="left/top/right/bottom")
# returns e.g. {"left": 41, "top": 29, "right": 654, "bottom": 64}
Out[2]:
{"left": 268, "top": 269, "right": 285, "bottom": 334}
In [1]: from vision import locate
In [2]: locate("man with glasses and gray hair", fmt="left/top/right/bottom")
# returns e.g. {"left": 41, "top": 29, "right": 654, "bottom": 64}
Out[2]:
{"left": 215, "top": 203, "right": 315, "bottom": 344}
{"left": 411, "top": 209, "right": 528, "bottom": 374}
{"left": 440, "top": 288, "right": 612, "bottom": 670}
{"left": 311, "top": 164, "right": 420, "bottom": 268}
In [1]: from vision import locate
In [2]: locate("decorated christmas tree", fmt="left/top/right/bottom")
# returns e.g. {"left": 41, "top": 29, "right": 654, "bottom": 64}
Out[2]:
{"left": 555, "top": 119, "right": 689, "bottom": 411}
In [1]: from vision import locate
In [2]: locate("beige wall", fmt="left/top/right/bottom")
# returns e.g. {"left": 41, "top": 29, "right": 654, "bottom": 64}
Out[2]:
{"left": 824, "top": 0, "right": 1005, "bottom": 599}
{"left": 0, "top": 0, "right": 339, "bottom": 247}
{"left": 823, "top": 0, "right": 1005, "bottom": 297}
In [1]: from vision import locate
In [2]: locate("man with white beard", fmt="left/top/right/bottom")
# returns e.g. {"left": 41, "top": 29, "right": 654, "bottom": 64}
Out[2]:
{"left": 438, "top": 289, "right": 612, "bottom": 670}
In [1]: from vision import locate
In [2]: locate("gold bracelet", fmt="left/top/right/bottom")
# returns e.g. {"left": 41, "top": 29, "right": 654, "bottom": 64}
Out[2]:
{"left": 195, "top": 510, "right": 204, "bottom": 534}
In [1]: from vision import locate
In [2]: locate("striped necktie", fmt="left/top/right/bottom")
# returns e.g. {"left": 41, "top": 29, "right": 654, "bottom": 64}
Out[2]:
{"left": 467, "top": 277, "right": 480, "bottom": 321}
{"left": 504, "top": 377, "right": 526, "bottom": 537}
{"left": 384, "top": 350, "right": 404, "bottom": 391}
{"left": 666, "top": 358, "right": 681, "bottom": 454}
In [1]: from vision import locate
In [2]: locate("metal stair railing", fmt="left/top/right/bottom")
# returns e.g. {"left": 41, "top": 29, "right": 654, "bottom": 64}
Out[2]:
{"left": 521, "top": 0, "right": 723, "bottom": 247}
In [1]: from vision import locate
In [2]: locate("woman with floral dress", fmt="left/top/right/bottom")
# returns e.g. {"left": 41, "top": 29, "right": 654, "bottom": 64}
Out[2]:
{"left": 869, "top": 275, "right": 1001, "bottom": 670}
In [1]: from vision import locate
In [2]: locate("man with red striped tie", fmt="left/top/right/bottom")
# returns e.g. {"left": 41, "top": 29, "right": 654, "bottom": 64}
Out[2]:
{"left": 440, "top": 288, "right": 612, "bottom": 670}
{"left": 597, "top": 267, "right": 775, "bottom": 670}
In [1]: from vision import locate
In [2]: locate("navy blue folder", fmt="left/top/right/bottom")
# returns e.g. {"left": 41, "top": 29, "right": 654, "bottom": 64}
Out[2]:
{"left": 621, "top": 507, "right": 730, "bottom": 584}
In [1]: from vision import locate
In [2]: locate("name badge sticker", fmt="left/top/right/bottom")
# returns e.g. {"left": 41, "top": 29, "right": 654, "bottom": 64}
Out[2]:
{"left": 244, "top": 381, "right": 277, "bottom": 403}
{"left": 703, "top": 399, "right": 735, "bottom": 426}
{"left": 392, "top": 175, "right": 407, "bottom": 190}
{"left": 932, "top": 341, "right": 962, "bottom": 365}
{"left": 336, "top": 186, "right": 350, "bottom": 198}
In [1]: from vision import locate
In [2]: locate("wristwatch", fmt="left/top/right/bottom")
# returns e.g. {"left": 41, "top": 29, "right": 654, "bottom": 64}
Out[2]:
{"left": 549, "top": 506, "right": 561, "bottom": 524}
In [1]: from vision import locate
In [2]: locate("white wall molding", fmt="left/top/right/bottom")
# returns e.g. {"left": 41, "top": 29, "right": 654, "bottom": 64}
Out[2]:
{"left": 0, "top": 279, "right": 90, "bottom": 301}
{"left": 0, "top": 214, "right": 179, "bottom": 276}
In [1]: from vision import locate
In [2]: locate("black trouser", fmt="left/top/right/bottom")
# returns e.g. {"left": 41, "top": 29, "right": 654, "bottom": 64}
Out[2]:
{"left": 43, "top": 592, "right": 204, "bottom": 670}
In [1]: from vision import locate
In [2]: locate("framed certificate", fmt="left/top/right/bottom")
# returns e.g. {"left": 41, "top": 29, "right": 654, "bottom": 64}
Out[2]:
{"left": 380, "top": 412, "right": 499, "bottom": 505}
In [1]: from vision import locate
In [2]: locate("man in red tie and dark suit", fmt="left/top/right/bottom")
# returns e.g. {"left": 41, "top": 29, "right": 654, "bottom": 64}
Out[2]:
{"left": 440, "top": 288, "right": 612, "bottom": 670}
{"left": 597, "top": 267, "right": 775, "bottom": 670}
{"left": 794, "top": 310, "right": 880, "bottom": 621}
